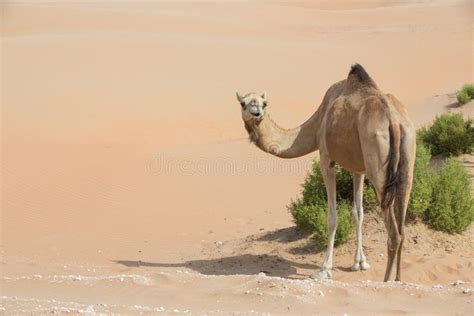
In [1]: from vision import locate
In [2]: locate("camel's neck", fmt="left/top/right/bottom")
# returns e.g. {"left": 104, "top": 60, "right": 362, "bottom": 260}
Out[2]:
{"left": 244, "top": 109, "right": 322, "bottom": 159}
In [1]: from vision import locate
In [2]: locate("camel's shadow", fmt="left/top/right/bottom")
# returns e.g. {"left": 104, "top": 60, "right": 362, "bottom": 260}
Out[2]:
{"left": 257, "top": 226, "right": 326, "bottom": 256}
{"left": 115, "top": 226, "right": 322, "bottom": 279}
{"left": 115, "top": 254, "right": 319, "bottom": 279}
{"left": 256, "top": 226, "right": 311, "bottom": 242}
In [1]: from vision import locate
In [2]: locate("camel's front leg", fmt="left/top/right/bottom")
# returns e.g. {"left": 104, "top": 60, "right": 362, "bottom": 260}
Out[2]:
{"left": 311, "top": 155, "right": 337, "bottom": 280}
{"left": 351, "top": 173, "right": 370, "bottom": 271}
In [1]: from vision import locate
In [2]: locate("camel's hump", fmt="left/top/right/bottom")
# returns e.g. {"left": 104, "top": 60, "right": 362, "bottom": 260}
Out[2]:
{"left": 347, "top": 63, "right": 378, "bottom": 89}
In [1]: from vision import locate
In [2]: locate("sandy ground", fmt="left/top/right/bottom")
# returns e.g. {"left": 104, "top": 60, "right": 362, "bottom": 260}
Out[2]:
{"left": 1, "top": 0, "right": 474, "bottom": 314}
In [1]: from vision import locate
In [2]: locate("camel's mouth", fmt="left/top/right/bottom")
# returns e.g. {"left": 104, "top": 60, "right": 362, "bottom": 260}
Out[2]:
{"left": 251, "top": 112, "right": 263, "bottom": 121}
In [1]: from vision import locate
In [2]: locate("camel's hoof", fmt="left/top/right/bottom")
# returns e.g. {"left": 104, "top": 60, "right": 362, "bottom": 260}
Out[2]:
{"left": 360, "top": 261, "right": 370, "bottom": 270}
{"left": 351, "top": 262, "right": 361, "bottom": 271}
{"left": 351, "top": 261, "right": 370, "bottom": 271}
{"left": 310, "top": 270, "right": 332, "bottom": 280}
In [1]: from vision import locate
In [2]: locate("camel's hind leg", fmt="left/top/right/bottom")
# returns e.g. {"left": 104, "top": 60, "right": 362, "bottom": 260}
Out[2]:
{"left": 382, "top": 175, "right": 412, "bottom": 282}
{"left": 362, "top": 133, "right": 414, "bottom": 281}
{"left": 358, "top": 126, "right": 402, "bottom": 281}
{"left": 372, "top": 134, "right": 414, "bottom": 281}
{"left": 396, "top": 218, "right": 405, "bottom": 281}
{"left": 382, "top": 205, "right": 401, "bottom": 281}
{"left": 393, "top": 154, "right": 413, "bottom": 281}
{"left": 366, "top": 170, "right": 401, "bottom": 282}
{"left": 364, "top": 158, "right": 403, "bottom": 282}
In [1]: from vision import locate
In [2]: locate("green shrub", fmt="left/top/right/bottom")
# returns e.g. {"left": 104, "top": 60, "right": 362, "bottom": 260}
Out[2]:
{"left": 336, "top": 167, "right": 354, "bottom": 201}
{"left": 457, "top": 90, "right": 471, "bottom": 105}
{"left": 290, "top": 160, "right": 368, "bottom": 247}
{"left": 300, "top": 160, "right": 328, "bottom": 206}
{"left": 426, "top": 159, "right": 474, "bottom": 233}
{"left": 289, "top": 199, "right": 321, "bottom": 232}
{"left": 336, "top": 167, "right": 378, "bottom": 209}
{"left": 300, "top": 160, "right": 375, "bottom": 206}
{"left": 416, "top": 127, "right": 429, "bottom": 147}
{"left": 407, "top": 141, "right": 433, "bottom": 219}
{"left": 331, "top": 202, "right": 354, "bottom": 246}
{"left": 418, "top": 113, "right": 474, "bottom": 156}
{"left": 363, "top": 180, "right": 378, "bottom": 209}
{"left": 289, "top": 199, "right": 353, "bottom": 247}
{"left": 457, "top": 84, "right": 474, "bottom": 104}
{"left": 463, "top": 84, "right": 474, "bottom": 97}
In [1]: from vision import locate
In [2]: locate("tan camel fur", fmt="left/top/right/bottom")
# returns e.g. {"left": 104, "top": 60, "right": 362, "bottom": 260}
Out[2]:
{"left": 236, "top": 64, "right": 416, "bottom": 281}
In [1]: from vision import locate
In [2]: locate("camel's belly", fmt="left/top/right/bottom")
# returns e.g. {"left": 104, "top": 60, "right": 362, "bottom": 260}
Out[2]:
{"left": 324, "top": 104, "right": 365, "bottom": 173}
{"left": 328, "top": 143, "right": 365, "bottom": 173}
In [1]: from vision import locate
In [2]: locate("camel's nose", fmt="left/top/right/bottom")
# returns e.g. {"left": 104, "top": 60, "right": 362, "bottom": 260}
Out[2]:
{"left": 252, "top": 112, "right": 262, "bottom": 118}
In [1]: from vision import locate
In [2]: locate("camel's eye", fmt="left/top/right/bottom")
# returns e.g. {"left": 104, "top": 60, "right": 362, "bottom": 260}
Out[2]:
{"left": 262, "top": 101, "right": 267, "bottom": 108}
{"left": 240, "top": 102, "right": 245, "bottom": 108}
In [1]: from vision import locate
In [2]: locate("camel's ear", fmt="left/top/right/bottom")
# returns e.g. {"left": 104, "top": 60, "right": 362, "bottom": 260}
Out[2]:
{"left": 261, "top": 92, "right": 268, "bottom": 108}
{"left": 236, "top": 92, "right": 243, "bottom": 102}
{"left": 236, "top": 92, "right": 245, "bottom": 106}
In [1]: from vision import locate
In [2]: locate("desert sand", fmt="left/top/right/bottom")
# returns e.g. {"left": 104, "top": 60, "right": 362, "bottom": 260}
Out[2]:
{"left": 1, "top": 0, "right": 473, "bottom": 314}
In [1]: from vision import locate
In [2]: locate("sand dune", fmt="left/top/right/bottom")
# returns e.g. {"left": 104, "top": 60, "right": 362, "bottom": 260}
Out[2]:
{"left": 1, "top": 1, "right": 473, "bottom": 314}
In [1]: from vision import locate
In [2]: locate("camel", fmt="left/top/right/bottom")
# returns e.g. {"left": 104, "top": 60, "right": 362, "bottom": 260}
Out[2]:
{"left": 236, "top": 64, "right": 416, "bottom": 281}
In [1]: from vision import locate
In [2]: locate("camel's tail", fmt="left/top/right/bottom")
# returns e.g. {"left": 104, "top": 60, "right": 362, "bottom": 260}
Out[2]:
{"left": 381, "top": 119, "right": 402, "bottom": 209}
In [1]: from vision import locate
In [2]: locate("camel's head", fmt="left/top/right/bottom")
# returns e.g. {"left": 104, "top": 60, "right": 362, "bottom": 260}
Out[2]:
{"left": 236, "top": 92, "right": 267, "bottom": 122}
